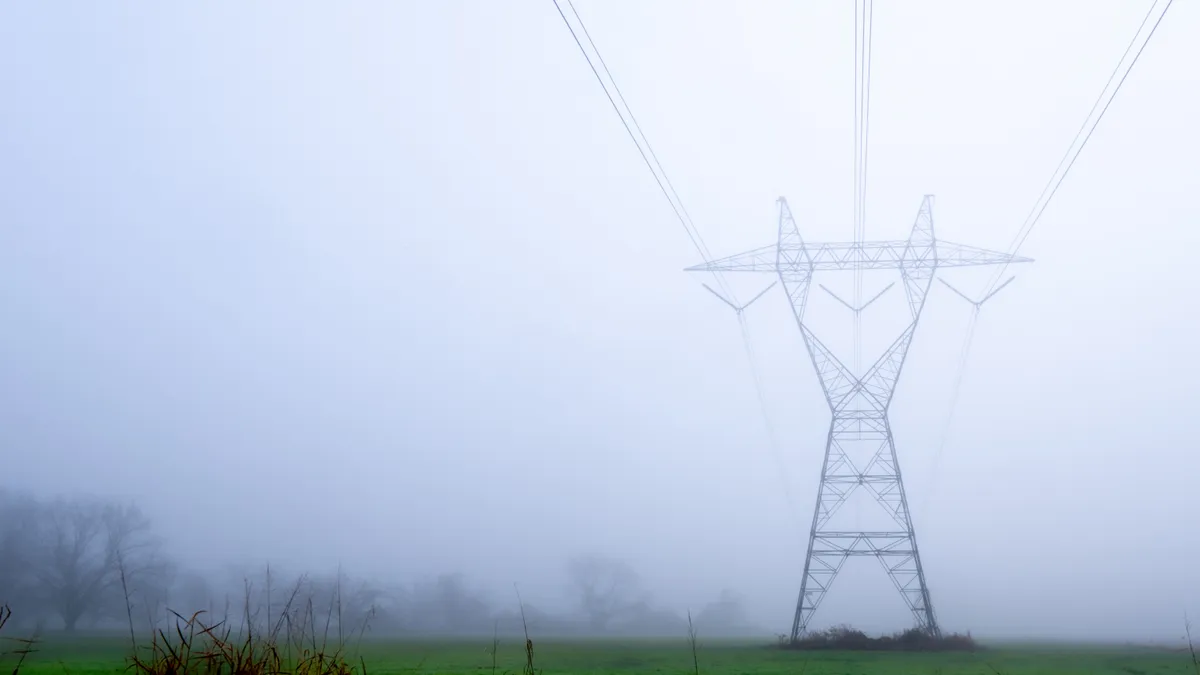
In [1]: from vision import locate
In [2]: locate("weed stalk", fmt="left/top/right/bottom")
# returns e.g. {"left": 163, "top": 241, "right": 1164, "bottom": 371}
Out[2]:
{"left": 686, "top": 610, "right": 700, "bottom": 675}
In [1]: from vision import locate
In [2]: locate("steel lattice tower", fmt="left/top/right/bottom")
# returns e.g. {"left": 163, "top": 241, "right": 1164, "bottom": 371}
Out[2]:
{"left": 687, "top": 196, "right": 1032, "bottom": 640}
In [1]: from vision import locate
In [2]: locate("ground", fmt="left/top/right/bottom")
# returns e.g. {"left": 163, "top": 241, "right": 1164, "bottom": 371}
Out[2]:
{"left": 2, "top": 634, "right": 1195, "bottom": 675}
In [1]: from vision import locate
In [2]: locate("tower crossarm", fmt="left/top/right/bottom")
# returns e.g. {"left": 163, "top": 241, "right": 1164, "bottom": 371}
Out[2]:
{"left": 684, "top": 239, "right": 1032, "bottom": 274}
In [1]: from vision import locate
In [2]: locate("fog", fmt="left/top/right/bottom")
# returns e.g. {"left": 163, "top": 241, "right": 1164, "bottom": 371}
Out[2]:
{"left": 1, "top": 0, "right": 1198, "bottom": 643}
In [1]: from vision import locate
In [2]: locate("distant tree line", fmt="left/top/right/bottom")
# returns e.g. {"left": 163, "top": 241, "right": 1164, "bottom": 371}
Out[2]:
{"left": 0, "top": 488, "right": 761, "bottom": 637}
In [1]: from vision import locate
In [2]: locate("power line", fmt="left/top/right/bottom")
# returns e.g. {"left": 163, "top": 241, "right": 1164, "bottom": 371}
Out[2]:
{"left": 918, "top": 308, "right": 980, "bottom": 517}
{"left": 851, "top": 0, "right": 874, "bottom": 373}
{"left": 924, "top": 0, "right": 1174, "bottom": 519}
{"left": 736, "top": 312, "right": 803, "bottom": 531}
{"left": 854, "top": 0, "right": 874, "bottom": 249}
{"left": 984, "top": 0, "right": 1173, "bottom": 295}
{"left": 563, "top": 1, "right": 725, "bottom": 275}
{"left": 552, "top": 0, "right": 736, "bottom": 302}
{"left": 551, "top": 0, "right": 798, "bottom": 523}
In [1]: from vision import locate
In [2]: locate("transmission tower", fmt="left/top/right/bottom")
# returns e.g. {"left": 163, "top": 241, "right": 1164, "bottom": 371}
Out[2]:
{"left": 687, "top": 195, "right": 1032, "bottom": 640}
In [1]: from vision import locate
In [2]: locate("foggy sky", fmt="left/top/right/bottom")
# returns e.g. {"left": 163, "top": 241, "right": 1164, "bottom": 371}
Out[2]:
{"left": 1, "top": 0, "right": 1198, "bottom": 642}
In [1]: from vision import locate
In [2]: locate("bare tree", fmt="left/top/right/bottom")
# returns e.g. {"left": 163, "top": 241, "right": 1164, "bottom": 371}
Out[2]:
{"left": 128, "top": 558, "right": 176, "bottom": 631}
{"left": 405, "top": 573, "right": 491, "bottom": 634}
{"left": 565, "top": 554, "right": 646, "bottom": 633}
{"left": 35, "top": 497, "right": 160, "bottom": 631}
{"left": 694, "top": 589, "right": 749, "bottom": 635}
{"left": 300, "top": 571, "right": 385, "bottom": 637}
{"left": 171, "top": 570, "right": 216, "bottom": 618}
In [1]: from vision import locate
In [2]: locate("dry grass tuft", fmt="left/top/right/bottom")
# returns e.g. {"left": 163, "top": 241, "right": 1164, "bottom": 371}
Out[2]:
{"left": 127, "top": 609, "right": 367, "bottom": 675}
{"left": 1185, "top": 615, "right": 1198, "bottom": 675}
{"left": 685, "top": 611, "right": 699, "bottom": 675}
{"left": 514, "top": 585, "right": 536, "bottom": 675}
{"left": 123, "top": 567, "right": 372, "bottom": 675}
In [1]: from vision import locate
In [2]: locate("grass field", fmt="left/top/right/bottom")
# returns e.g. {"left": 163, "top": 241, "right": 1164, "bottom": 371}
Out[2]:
{"left": 3, "top": 634, "right": 1197, "bottom": 675}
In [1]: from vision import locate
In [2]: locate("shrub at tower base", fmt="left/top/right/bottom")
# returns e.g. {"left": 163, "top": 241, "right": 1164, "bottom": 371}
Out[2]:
{"left": 779, "top": 625, "right": 981, "bottom": 652}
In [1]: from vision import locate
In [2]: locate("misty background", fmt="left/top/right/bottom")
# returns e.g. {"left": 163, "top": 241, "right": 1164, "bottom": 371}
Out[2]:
{"left": 1, "top": 0, "right": 1198, "bottom": 643}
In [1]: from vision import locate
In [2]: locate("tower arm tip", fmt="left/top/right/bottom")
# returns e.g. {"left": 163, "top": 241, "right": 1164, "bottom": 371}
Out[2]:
{"left": 684, "top": 243, "right": 778, "bottom": 273}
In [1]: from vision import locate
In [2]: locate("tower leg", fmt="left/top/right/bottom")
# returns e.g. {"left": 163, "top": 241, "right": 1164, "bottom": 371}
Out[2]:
{"left": 791, "top": 421, "right": 841, "bottom": 640}
{"left": 790, "top": 412, "right": 939, "bottom": 641}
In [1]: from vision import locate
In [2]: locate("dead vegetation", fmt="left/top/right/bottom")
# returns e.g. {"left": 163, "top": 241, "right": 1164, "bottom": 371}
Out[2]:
{"left": 121, "top": 568, "right": 373, "bottom": 675}
{"left": 126, "top": 608, "right": 367, "bottom": 675}
{"left": 778, "top": 624, "right": 981, "bottom": 652}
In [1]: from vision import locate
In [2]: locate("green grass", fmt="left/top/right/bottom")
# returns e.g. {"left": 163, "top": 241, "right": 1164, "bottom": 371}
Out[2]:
{"left": 2, "top": 634, "right": 1196, "bottom": 675}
